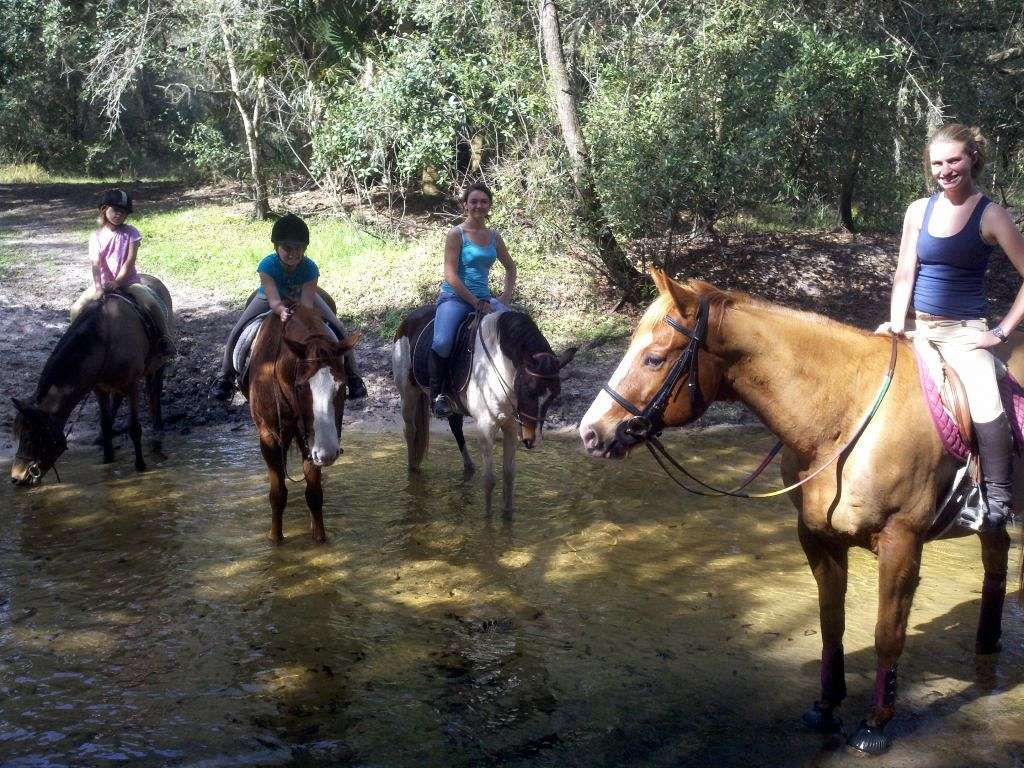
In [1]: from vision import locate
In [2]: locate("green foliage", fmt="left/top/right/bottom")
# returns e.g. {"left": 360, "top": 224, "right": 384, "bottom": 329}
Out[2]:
{"left": 170, "top": 123, "right": 249, "bottom": 181}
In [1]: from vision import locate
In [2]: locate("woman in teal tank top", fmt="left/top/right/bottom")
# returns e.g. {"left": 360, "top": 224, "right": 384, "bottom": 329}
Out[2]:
{"left": 429, "top": 182, "right": 517, "bottom": 417}
{"left": 879, "top": 124, "right": 1024, "bottom": 531}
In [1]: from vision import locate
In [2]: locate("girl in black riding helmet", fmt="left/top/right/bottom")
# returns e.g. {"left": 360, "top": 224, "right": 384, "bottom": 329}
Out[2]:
{"left": 211, "top": 213, "right": 367, "bottom": 401}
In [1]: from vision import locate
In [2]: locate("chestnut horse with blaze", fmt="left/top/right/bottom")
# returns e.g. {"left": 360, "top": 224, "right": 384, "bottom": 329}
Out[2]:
{"left": 244, "top": 303, "right": 359, "bottom": 543}
{"left": 579, "top": 269, "right": 1022, "bottom": 755}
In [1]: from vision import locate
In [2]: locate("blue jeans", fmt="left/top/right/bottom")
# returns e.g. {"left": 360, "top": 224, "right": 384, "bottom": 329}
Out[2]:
{"left": 432, "top": 293, "right": 508, "bottom": 357}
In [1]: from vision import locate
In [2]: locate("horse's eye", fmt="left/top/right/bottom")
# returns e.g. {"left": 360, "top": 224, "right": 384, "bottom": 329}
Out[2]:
{"left": 644, "top": 353, "right": 665, "bottom": 368}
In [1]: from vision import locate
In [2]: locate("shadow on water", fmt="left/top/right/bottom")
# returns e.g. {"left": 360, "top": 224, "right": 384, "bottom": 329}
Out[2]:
{"left": 0, "top": 427, "right": 1021, "bottom": 767}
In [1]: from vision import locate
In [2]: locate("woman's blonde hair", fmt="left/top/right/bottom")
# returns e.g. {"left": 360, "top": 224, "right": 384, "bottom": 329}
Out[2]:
{"left": 924, "top": 123, "right": 988, "bottom": 183}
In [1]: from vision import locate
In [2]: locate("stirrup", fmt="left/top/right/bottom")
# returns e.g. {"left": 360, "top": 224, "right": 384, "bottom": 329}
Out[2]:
{"left": 211, "top": 376, "right": 236, "bottom": 401}
{"left": 431, "top": 394, "right": 452, "bottom": 419}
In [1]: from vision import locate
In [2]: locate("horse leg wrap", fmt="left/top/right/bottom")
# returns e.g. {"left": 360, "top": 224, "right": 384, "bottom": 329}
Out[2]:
{"left": 976, "top": 571, "right": 1007, "bottom": 653}
{"left": 820, "top": 644, "right": 846, "bottom": 705}
{"left": 871, "top": 663, "right": 898, "bottom": 723}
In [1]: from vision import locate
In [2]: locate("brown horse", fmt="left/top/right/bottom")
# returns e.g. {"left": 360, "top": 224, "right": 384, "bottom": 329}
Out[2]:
{"left": 579, "top": 269, "right": 1022, "bottom": 755}
{"left": 243, "top": 302, "right": 359, "bottom": 543}
{"left": 11, "top": 276, "right": 172, "bottom": 485}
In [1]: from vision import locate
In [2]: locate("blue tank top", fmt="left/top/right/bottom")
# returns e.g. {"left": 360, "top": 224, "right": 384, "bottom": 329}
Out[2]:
{"left": 912, "top": 193, "right": 994, "bottom": 319}
{"left": 441, "top": 227, "right": 497, "bottom": 300}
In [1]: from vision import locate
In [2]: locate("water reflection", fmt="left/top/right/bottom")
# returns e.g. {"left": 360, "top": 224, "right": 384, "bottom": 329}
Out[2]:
{"left": 0, "top": 426, "right": 1021, "bottom": 767}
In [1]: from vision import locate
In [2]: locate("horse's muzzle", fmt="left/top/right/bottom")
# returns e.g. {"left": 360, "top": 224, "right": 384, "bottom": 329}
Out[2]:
{"left": 579, "top": 421, "right": 638, "bottom": 459}
{"left": 10, "top": 460, "right": 42, "bottom": 487}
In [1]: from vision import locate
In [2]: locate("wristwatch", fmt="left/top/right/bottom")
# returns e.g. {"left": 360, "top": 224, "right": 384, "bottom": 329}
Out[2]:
{"left": 991, "top": 326, "right": 1008, "bottom": 343}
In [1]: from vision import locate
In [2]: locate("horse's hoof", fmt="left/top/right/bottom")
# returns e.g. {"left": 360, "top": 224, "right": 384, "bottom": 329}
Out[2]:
{"left": 846, "top": 721, "right": 891, "bottom": 756}
{"left": 135, "top": 461, "right": 147, "bottom": 472}
{"left": 801, "top": 703, "right": 842, "bottom": 734}
{"left": 975, "top": 639, "right": 1002, "bottom": 654}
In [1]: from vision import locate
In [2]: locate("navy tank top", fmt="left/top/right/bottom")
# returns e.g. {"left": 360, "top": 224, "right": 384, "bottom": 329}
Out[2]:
{"left": 912, "top": 193, "right": 994, "bottom": 319}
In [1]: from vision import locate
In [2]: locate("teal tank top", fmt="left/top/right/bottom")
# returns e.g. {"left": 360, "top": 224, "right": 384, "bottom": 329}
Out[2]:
{"left": 441, "top": 227, "right": 497, "bottom": 299}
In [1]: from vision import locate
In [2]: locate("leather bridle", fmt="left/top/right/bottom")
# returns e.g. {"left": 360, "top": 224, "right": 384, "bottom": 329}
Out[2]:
{"left": 601, "top": 295, "right": 710, "bottom": 443}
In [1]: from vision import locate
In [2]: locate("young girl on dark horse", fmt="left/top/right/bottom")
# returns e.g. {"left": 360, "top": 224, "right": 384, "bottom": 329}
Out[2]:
{"left": 211, "top": 213, "right": 366, "bottom": 401}
{"left": 878, "top": 124, "right": 1024, "bottom": 531}
{"left": 70, "top": 189, "right": 175, "bottom": 357}
{"left": 429, "top": 182, "right": 517, "bottom": 417}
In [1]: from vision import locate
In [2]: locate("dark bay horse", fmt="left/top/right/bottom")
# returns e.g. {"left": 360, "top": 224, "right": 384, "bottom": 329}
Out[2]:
{"left": 11, "top": 275, "right": 173, "bottom": 485}
{"left": 392, "top": 307, "right": 576, "bottom": 513}
{"left": 243, "top": 303, "right": 359, "bottom": 543}
{"left": 579, "top": 269, "right": 1022, "bottom": 755}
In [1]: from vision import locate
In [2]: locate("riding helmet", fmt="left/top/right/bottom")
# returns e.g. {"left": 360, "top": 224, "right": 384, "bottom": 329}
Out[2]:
{"left": 271, "top": 213, "right": 310, "bottom": 245}
{"left": 99, "top": 188, "right": 133, "bottom": 212}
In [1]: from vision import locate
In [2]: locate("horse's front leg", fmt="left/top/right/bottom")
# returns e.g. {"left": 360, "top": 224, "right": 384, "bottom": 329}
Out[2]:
{"left": 303, "top": 457, "right": 327, "bottom": 543}
{"left": 259, "top": 430, "right": 288, "bottom": 543}
{"left": 976, "top": 528, "right": 1011, "bottom": 653}
{"left": 798, "top": 518, "right": 848, "bottom": 735}
{"left": 95, "top": 389, "right": 115, "bottom": 464}
{"left": 127, "top": 383, "right": 146, "bottom": 472}
{"left": 477, "top": 422, "right": 497, "bottom": 514}
{"left": 501, "top": 424, "right": 516, "bottom": 514}
{"left": 848, "top": 523, "right": 923, "bottom": 756}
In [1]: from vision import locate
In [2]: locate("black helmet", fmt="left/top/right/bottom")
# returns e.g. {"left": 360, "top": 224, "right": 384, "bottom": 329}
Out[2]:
{"left": 271, "top": 213, "right": 310, "bottom": 245}
{"left": 99, "top": 189, "right": 133, "bottom": 213}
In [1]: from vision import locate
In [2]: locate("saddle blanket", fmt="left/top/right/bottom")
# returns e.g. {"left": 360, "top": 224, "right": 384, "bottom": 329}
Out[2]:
{"left": 915, "top": 347, "right": 1024, "bottom": 463}
{"left": 232, "top": 312, "right": 337, "bottom": 380}
{"left": 411, "top": 315, "right": 478, "bottom": 397}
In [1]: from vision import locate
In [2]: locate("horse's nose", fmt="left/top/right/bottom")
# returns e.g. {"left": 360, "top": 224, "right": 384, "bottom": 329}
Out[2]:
{"left": 522, "top": 437, "right": 535, "bottom": 450}
{"left": 581, "top": 426, "right": 603, "bottom": 454}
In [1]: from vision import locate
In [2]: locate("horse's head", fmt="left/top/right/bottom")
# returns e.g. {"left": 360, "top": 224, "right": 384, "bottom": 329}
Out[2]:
{"left": 491, "top": 311, "right": 576, "bottom": 449}
{"left": 10, "top": 398, "right": 67, "bottom": 486}
{"left": 579, "top": 269, "right": 729, "bottom": 458}
{"left": 515, "top": 347, "right": 577, "bottom": 449}
{"left": 282, "top": 318, "right": 361, "bottom": 468}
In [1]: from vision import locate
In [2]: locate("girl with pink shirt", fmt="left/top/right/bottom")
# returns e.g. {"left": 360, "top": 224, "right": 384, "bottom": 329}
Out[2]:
{"left": 70, "top": 189, "right": 175, "bottom": 357}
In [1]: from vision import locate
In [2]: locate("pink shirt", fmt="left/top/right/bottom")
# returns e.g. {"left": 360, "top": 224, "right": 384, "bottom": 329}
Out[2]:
{"left": 89, "top": 224, "right": 142, "bottom": 288}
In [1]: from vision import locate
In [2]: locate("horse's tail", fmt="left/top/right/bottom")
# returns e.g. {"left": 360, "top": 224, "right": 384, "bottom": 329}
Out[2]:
{"left": 392, "top": 336, "right": 430, "bottom": 469}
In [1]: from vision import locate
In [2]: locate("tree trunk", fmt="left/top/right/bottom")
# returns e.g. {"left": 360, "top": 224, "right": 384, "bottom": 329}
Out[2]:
{"left": 218, "top": 7, "right": 270, "bottom": 220}
{"left": 538, "top": 0, "right": 641, "bottom": 298}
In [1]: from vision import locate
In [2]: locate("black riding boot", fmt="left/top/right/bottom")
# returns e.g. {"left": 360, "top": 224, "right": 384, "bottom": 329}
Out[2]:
{"left": 429, "top": 350, "right": 452, "bottom": 418}
{"left": 976, "top": 414, "right": 1014, "bottom": 531}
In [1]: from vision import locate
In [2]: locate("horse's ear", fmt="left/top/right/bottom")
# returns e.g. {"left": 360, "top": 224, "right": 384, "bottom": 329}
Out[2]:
{"left": 336, "top": 332, "right": 361, "bottom": 353}
{"left": 11, "top": 397, "right": 27, "bottom": 415}
{"left": 650, "top": 267, "right": 672, "bottom": 295}
{"left": 283, "top": 338, "right": 307, "bottom": 360}
{"left": 654, "top": 271, "right": 699, "bottom": 317}
{"left": 557, "top": 346, "right": 578, "bottom": 369}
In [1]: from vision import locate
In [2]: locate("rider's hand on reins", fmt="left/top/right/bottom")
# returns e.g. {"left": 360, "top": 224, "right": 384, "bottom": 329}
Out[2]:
{"left": 874, "top": 322, "right": 905, "bottom": 337}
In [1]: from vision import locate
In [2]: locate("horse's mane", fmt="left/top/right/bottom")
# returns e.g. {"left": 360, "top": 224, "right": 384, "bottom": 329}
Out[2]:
{"left": 34, "top": 299, "right": 105, "bottom": 400}
{"left": 496, "top": 311, "right": 553, "bottom": 361}
{"left": 636, "top": 278, "right": 873, "bottom": 343}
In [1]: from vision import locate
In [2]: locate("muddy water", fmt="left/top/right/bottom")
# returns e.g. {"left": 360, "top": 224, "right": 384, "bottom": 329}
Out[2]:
{"left": 1, "top": 427, "right": 1021, "bottom": 768}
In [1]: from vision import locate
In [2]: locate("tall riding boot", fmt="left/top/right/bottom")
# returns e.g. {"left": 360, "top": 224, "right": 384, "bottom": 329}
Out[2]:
{"left": 429, "top": 350, "right": 452, "bottom": 418}
{"left": 976, "top": 413, "right": 1014, "bottom": 531}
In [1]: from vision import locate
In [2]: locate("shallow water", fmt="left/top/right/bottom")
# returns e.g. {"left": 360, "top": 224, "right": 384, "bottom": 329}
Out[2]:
{"left": 1, "top": 426, "right": 1022, "bottom": 767}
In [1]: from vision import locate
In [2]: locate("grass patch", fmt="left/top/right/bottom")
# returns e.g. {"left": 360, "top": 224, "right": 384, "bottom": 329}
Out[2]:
{"left": 0, "top": 162, "right": 177, "bottom": 184}
{"left": 130, "top": 203, "right": 620, "bottom": 349}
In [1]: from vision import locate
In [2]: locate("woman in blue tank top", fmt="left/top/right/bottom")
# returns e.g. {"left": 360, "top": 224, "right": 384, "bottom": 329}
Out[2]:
{"left": 429, "top": 182, "right": 517, "bottom": 417}
{"left": 880, "top": 124, "right": 1024, "bottom": 531}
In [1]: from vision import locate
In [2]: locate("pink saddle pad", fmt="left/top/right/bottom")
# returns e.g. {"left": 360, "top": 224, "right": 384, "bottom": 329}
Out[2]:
{"left": 915, "top": 348, "right": 1024, "bottom": 462}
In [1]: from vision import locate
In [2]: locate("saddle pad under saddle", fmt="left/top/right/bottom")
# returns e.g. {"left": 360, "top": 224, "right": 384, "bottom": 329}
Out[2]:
{"left": 915, "top": 347, "right": 1024, "bottom": 463}
{"left": 232, "top": 312, "right": 338, "bottom": 383}
{"left": 411, "top": 315, "right": 479, "bottom": 397}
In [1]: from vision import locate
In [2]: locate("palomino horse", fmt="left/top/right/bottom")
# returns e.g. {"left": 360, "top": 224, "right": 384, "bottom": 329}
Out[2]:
{"left": 393, "top": 307, "right": 576, "bottom": 513}
{"left": 11, "top": 276, "right": 173, "bottom": 485}
{"left": 579, "top": 269, "right": 1022, "bottom": 755}
{"left": 243, "top": 303, "right": 359, "bottom": 543}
